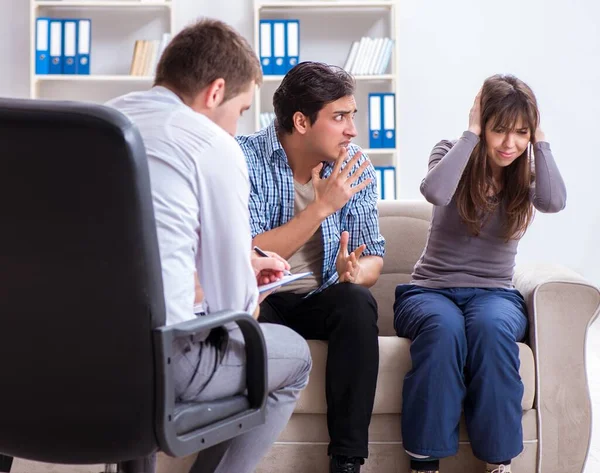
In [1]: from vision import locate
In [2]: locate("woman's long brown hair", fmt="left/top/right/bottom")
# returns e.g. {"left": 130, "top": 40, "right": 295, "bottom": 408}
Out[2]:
{"left": 455, "top": 74, "right": 539, "bottom": 241}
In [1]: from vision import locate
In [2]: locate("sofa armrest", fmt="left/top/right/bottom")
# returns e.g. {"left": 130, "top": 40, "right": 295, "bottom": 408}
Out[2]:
{"left": 514, "top": 263, "right": 600, "bottom": 473}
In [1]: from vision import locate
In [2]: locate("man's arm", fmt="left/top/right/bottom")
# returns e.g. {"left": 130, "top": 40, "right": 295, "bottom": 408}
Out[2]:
{"left": 253, "top": 148, "right": 372, "bottom": 259}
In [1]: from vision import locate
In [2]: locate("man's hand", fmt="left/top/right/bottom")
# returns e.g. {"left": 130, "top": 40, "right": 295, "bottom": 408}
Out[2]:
{"left": 336, "top": 231, "right": 366, "bottom": 284}
{"left": 311, "top": 149, "right": 372, "bottom": 217}
{"left": 194, "top": 271, "right": 204, "bottom": 304}
{"left": 251, "top": 250, "right": 290, "bottom": 304}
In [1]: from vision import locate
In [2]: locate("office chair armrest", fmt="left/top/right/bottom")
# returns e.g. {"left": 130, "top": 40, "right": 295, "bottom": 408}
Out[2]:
{"left": 153, "top": 311, "right": 268, "bottom": 457}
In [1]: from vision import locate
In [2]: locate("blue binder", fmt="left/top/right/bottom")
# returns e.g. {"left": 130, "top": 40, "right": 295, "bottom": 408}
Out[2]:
{"left": 285, "top": 20, "right": 299, "bottom": 72}
{"left": 374, "top": 166, "right": 396, "bottom": 200}
{"left": 259, "top": 20, "right": 273, "bottom": 75}
{"left": 35, "top": 18, "right": 51, "bottom": 75}
{"left": 382, "top": 93, "right": 396, "bottom": 148}
{"left": 272, "top": 20, "right": 287, "bottom": 75}
{"left": 62, "top": 19, "right": 77, "bottom": 75}
{"left": 77, "top": 19, "right": 91, "bottom": 75}
{"left": 368, "top": 93, "right": 383, "bottom": 149}
{"left": 48, "top": 19, "right": 63, "bottom": 75}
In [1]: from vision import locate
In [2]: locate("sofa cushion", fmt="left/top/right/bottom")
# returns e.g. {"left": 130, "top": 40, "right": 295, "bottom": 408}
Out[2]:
{"left": 294, "top": 337, "right": 535, "bottom": 414}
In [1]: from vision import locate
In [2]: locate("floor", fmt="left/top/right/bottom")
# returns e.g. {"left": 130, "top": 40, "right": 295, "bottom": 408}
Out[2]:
{"left": 8, "top": 321, "right": 600, "bottom": 473}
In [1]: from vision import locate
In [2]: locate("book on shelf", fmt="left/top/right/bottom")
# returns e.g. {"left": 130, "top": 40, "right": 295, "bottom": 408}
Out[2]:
{"left": 129, "top": 33, "right": 171, "bottom": 77}
{"left": 343, "top": 36, "right": 393, "bottom": 76}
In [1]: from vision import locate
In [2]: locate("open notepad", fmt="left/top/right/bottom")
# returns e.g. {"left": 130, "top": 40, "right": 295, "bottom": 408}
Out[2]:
{"left": 258, "top": 272, "right": 313, "bottom": 294}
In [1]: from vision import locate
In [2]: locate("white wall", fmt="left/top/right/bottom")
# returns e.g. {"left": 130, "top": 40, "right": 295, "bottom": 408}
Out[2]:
{"left": 1, "top": 0, "right": 598, "bottom": 284}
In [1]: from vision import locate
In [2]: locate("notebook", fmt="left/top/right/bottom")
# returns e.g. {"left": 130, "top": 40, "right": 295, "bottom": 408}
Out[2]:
{"left": 258, "top": 272, "right": 313, "bottom": 293}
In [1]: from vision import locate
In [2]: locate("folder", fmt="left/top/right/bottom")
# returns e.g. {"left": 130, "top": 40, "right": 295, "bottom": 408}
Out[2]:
{"left": 35, "top": 18, "right": 51, "bottom": 75}
{"left": 285, "top": 20, "right": 299, "bottom": 72}
{"left": 382, "top": 93, "right": 396, "bottom": 148}
{"left": 48, "top": 20, "right": 63, "bottom": 74}
{"left": 374, "top": 166, "right": 396, "bottom": 200}
{"left": 62, "top": 19, "right": 77, "bottom": 74}
{"left": 259, "top": 20, "right": 273, "bottom": 75}
{"left": 368, "top": 93, "right": 383, "bottom": 149}
{"left": 77, "top": 19, "right": 91, "bottom": 75}
{"left": 272, "top": 20, "right": 286, "bottom": 75}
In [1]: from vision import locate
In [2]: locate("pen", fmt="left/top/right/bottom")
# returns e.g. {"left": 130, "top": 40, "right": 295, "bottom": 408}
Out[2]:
{"left": 253, "top": 246, "right": 292, "bottom": 276}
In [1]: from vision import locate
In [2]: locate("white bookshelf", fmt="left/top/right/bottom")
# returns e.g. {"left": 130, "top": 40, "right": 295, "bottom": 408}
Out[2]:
{"left": 253, "top": 0, "right": 400, "bottom": 195}
{"left": 30, "top": 0, "right": 175, "bottom": 100}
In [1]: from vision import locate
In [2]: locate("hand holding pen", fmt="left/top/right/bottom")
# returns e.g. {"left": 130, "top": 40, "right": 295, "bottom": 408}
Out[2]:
{"left": 251, "top": 246, "right": 292, "bottom": 285}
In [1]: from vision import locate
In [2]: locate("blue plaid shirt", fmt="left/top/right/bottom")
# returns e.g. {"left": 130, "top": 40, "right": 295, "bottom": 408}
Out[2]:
{"left": 236, "top": 122, "right": 385, "bottom": 295}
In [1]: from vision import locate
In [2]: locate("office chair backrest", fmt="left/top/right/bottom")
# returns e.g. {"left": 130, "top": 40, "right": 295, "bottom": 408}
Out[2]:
{"left": 0, "top": 99, "right": 165, "bottom": 463}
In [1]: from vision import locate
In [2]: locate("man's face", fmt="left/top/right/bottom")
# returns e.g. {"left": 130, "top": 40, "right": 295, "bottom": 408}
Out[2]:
{"left": 305, "top": 95, "right": 358, "bottom": 162}
{"left": 210, "top": 81, "right": 255, "bottom": 136}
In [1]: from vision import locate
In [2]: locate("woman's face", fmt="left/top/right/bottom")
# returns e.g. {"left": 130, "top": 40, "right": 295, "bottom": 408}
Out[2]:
{"left": 485, "top": 115, "right": 531, "bottom": 171}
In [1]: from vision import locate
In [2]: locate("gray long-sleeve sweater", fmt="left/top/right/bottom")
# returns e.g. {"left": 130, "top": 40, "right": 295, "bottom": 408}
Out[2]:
{"left": 412, "top": 131, "right": 567, "bottom": 289}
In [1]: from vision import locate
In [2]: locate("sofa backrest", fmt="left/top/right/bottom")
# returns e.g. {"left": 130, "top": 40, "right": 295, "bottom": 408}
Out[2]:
{"left": 372, "top": 200, "right": 433, "bottom": 336}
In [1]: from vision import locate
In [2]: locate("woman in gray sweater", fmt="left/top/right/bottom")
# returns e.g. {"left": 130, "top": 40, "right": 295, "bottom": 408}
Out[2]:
{"left": 394, "top": 74, "right": 566, "bottom": 473}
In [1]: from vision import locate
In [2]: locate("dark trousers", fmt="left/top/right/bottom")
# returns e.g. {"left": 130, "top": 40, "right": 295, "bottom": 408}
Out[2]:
{"left": 259, "top": 282, "right": 379, "bottom": 459}
{"left": 393, "top": 285, "right": 528, "bottom": 463}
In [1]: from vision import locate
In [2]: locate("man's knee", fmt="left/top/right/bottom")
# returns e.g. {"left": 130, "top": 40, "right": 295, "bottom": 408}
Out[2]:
{"left": 328, "top": 283, "right": 378, "bottom": 321}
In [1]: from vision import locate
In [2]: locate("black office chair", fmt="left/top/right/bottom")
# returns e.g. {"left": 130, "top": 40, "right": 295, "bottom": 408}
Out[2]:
{"left": 0, "top": 98, "right": 267, "bottom": 473}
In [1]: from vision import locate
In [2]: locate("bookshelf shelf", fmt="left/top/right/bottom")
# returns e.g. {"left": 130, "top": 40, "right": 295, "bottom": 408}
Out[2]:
{"left": 257, "top": 1, "right": 394, "bottom": 9}
{"left": 363, "top": 148, "right": 396, "bottom": 155}
{"left": 34, "top": 1, "right": 172, "bottom": 8}
{"left": 34, "top": 74, "right": 155, "bottom": 82}
{"left": 30, "top": 0, "right": 174, "bottom": 99}
{"left": 262, "top": 74, "right": 395, "bottom": 82}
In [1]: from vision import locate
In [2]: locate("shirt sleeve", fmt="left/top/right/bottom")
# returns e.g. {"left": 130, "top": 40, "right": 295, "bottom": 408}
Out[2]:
{"left": 530, "top": 141, "right": 567, "bottom": 213}
{"left": 344, "top": 147, "right": 385, "bottom": 258}
{"left": 237, "top": 139, "right": 272, "bottom": 238}
{"left": 196, "top": 134, "right": 258, "bottom": 315}
{"left": 420, "top": 131, "right": 479, "bottom": 206}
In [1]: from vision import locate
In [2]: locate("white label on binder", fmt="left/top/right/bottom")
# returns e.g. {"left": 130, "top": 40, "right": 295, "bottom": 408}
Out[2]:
{"left": 64, "top": 22, "right": 76, "bottom": 56}
{"left": 37, "top": 19, "right": 48, "bottom": 50}
{"left": 370, "top": 95, "right": 381, "bottom": 130}
{"left": 383, "top": 168, "right": 395, "bottom": 200}
{"left": 260, "top": 22, "right": 271, "bottom": 57}
{"left": 78, "top": 20, "right": 90, "bottom": 54}
{"left": 383, "top": 94, "right": 395, "bottom": 130}
{"left": 50, "top": 22, "right": 62, "bottom": 57}
{"left": 273, "top": 22, "right": 285, "bottom": 58}
{"left": 287, "top": 21, "right": 299, "bottom": 57}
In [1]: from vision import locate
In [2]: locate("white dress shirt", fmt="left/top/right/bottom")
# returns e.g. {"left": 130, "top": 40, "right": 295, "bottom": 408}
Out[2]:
{"left": 107, "top": 86, "right": 258, "bottom": 326}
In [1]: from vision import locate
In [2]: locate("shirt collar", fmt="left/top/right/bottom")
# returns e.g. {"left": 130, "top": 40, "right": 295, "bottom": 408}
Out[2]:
{"left": 265, "top": 120, "right": 286, "bottom": 162}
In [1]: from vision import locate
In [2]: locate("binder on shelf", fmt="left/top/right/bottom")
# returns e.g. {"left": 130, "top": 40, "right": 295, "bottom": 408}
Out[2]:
{"left": 35, "top": 17, "right": 51, "bottom": 75}
{"left": 62, "top": 19, "right": 77, "bottom": 74}
{"left": 77, "top": 19, "right": 91, "bottom": 75}
{"left": 48, "top": 19, "right": 63, "bottom": 75}
{"left": 259, "top": 20, "right": 273, "bottom": 75}
{"left": 368, "top": 93, "right": 383, "bottom": 149}
{"left": 374, "top": 166, "right": 396, "bottom": 200}
{"left": 285, "top": 19, "right": 299, "bottom": 72}
{"left": 272, "top": 20, "right": 286, "bottom": 75}
{"left": 382, "top": 93, "right": 396, "bottom": 148}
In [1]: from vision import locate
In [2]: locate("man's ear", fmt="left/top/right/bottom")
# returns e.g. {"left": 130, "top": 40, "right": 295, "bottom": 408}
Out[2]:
{"left": 292, "top": 111, "right": 310, "bottom": 135}
{"left": 204, "top": 78, "right": 226, "bottom": 109}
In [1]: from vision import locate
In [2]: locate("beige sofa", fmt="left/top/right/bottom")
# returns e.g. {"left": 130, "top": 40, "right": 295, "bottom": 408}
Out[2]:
{"left": 158, "top": 200, "right": 600, "bottom": 473}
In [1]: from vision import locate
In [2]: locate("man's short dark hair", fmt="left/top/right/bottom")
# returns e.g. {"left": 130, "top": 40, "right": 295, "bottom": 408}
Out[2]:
{"left": 155, "top": 18, "right": 262, "bottom": 102}
{"left": 273, "top": 62, "right": 355, "bottom": 134}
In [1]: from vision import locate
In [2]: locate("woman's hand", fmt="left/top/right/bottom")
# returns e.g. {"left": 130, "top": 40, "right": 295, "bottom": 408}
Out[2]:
{"left": 468, "top": 89, "right": 483, "bottom": 136}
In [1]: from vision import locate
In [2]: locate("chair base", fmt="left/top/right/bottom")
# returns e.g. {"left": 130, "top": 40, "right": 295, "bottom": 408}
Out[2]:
{"left": 0, "top": 455, "right": 13, "bottom": 473}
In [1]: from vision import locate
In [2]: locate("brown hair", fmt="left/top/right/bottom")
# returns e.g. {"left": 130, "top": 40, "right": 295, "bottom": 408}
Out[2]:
{"left": 154, "top": 18, "right": 262, "bottom": 102}
{"left": 455, "top": 74, "right": 539, "bottom": 240}
{"left": 273, "top": 62, "right": 355, "bottom": 133}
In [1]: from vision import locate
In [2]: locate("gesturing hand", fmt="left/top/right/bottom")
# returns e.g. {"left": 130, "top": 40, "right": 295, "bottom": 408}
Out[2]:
{"left": 312, "top": 148, "right": 372, "bottom": 217}
{"left": 336, "top": 231, "right": 366, "bottom": 284}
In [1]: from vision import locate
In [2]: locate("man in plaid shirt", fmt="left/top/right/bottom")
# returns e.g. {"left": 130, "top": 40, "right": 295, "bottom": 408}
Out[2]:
{"left": 237, "top": 62, "right": 385, "bottom": 473}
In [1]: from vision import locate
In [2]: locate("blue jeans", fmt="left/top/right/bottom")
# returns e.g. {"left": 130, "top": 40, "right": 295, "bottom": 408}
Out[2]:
{"left": 393, "top": 285, "right": 528, "bottom": 463}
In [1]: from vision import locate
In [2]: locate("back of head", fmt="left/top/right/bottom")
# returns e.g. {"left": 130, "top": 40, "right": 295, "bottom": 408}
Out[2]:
{"left": 155, "top": 18, "right": 262, "bottom": 102}
{"left": 480, "top": 74, "right": 539, "bottom": 137}
{"left": 273, "top": 61, "right": 355, "bottom": 133}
